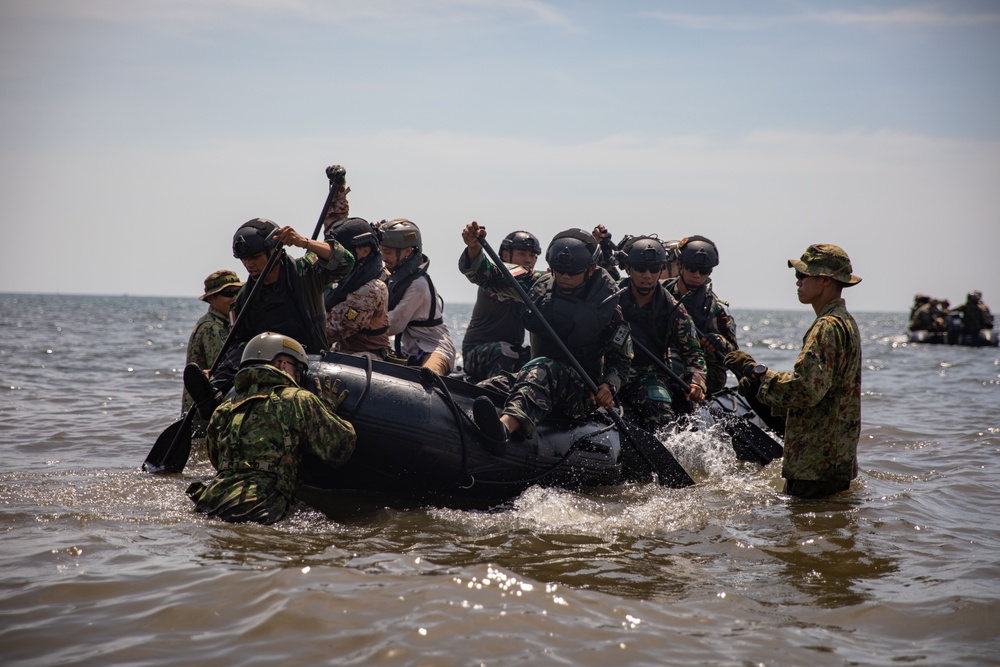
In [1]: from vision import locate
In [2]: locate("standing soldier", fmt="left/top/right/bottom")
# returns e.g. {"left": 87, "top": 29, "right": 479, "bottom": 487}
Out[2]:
{"left": 725, "top": 244, "right": 862, "bottom": 499}
{"left": 182, "top": 270, "right": 242, "bottom": 417}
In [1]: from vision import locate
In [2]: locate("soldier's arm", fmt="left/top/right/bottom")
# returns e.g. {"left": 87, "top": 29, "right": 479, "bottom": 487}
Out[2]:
{"left": 758, "top": 317, "right": 840, "bottom": 410}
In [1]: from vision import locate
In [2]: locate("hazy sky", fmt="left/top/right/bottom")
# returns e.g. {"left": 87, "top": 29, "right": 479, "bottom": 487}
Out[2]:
{"left": 2, "top": 0, "right": 998, "bottom": 312}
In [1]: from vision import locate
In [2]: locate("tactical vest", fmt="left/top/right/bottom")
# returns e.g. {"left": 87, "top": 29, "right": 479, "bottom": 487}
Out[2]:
{"left": 214, "top": 387, "right": 296, "bottom": 482}
{"left": 620, "top": 281, "right": 681, "bottom": 363}
{"left": 462, "top": 286, "right": 526, "bottom": 351}
{"left": 523, "top": 269, "right": 621, "bottom": 378}
{"left": 236, "top": 254, "right": 327, "bottom": 352}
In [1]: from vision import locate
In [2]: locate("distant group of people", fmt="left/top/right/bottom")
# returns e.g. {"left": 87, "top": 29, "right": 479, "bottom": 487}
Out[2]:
{"left": 179, "top": 165, "right": 867, "bottom": 524}
{"left": 909, "top": 291, "right": 993, "bottom": 336}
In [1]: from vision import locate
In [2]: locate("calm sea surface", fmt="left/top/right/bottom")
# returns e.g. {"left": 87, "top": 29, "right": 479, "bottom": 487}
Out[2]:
{"left": 1, "top": 293, "right": 998, "bottom": 666}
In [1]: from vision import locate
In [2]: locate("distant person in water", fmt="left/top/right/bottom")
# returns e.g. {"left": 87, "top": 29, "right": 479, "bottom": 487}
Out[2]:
{"left": 725, "top": 244, "right": 862, "bottom": 499}
{"left": 951, "top": 291, "right": 994, "bottom": 334}
{"left": 187, "top": 332, "right": 356, "bottom": 524}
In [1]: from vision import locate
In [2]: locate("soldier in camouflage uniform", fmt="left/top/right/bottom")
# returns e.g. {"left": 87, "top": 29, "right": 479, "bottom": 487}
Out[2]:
{"left": 663, "top": 235, "right": 738, "bottom": 394}
{"left": 460, "top": 223, "right": 632, "bottom": 442}
{"left": 323, "top": 217, "right": 391, "bottom": 359}
{"left": 182, "top": 270, "right": 242, "bottom": 416}
{"left": 726, "top": 244, "right": 862, "bottom": 499}
{"left": 614, "top": 237, "right": 707, "bottom": 429}
{"left": 460, "top": 230, "right": 544, "bottom": 383}
{"left": 187, "top": 332, "right": 356, "bottom": 524}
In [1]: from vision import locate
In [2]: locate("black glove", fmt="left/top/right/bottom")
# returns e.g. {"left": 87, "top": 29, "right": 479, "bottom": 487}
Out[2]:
{"left": 326, "top": 165, "right": 346, "bottom": 181}
{"left": 724, "top": 350, "right": 757, "bottom": 376}
{"left": 737, "top": 374, "right": 761, "bottom": 399}
{"left": 704, "top": 333, "right": 731, "bottom": 356}
{"left": 312, "top": 376, "right": 349, "bottom": 413}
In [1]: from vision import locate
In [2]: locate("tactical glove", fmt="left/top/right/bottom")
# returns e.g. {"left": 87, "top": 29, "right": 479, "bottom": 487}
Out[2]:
{"left": 312, "top": 376, "right": 350, "bottom": 413}
{"left": 723, "top": 350, "right": 757, "bottom": 377}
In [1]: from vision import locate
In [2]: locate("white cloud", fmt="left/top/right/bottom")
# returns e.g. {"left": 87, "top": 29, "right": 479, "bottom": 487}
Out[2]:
{"left": 642, "top": 8, "right": 1000, "bottom": 31}
{"left": 3, "top": 128, "right": 997, "bottom": 312}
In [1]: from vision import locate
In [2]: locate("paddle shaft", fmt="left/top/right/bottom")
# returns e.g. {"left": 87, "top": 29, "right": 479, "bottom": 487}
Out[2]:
{"left": 477, "top": 237, "right": 606, "bottom": 399}
{"left": 310, "top": 166, "right": 346, "bottom": 241}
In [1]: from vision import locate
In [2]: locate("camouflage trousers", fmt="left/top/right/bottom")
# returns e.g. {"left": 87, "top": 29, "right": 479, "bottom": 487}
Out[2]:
{"left": 618, "top": 365, "right": 675, "bottom": 431}
{"left": 478, "top": 357, "right": 594, "bottom": 437}
{"left": 462, "top": 341, "right": 531, "bottom": 384}
{"left": 187, "top": 471, "right": 291, "bottom": 525}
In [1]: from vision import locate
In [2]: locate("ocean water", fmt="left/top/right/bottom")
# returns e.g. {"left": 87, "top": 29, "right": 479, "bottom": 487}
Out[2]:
{"left": 1, "top": 293, "right": 998, "bottom": 666}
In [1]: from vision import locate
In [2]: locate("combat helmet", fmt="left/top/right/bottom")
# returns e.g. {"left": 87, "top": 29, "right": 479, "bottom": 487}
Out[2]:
{"left": 233, "top": 218, "right": 280, "bottom": 259}
{"left": 677, "top": 235, "right": 719, "bottom": 269}
{"left": 545, "top": 228, "right": 599, "bottom": 274}
{"left": 379, "top": 219, "right": 422, "bottom": 252}
{"left": 329, "top": 217, "right": 381, "bottom": 252}
{"left": 240, "top": 331, "right": 310, "bottom": 372}
{"left": 623, "top": 236, "right": 667, "bottom": 271}
{"left": 500, "top": 230, "right": 542, "bottom": 257}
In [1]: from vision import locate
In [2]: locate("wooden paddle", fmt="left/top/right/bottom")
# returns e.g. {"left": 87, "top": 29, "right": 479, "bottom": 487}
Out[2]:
{"left": 629, "top": 337, "right": 782, "bottom": 465}
{"left": 476, "top": 234, "right": 694, "bottom": 488}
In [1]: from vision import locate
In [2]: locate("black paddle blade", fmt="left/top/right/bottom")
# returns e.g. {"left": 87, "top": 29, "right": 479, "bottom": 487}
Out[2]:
{"left": 622, "top": 421, "right": 695, "bottom": 488}
{"left": 712, "top": 410, "right": 783, "bottom": 466}
{"left": 143, "top": 408, "right": 195, "bottom": 474}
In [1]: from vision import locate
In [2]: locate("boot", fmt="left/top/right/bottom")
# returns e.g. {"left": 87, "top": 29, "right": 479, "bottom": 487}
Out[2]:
{"left": 473, "top": 396, "right": 508, "bottom": 454}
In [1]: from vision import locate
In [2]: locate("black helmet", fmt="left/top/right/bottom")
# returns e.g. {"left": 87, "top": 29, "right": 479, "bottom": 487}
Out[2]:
{"left": 678, "top": 235, "right": 719, "bottom": 269}
{"left": 328, "top": 217, "right": 381, "bottom": 252}
{"left": 233, "top": 218, "right": 280, "bottom": 259}
{"left": 500, "top": 230, "right": 542, "bottom": 257}
{"left": 379, "top": 218, "right": 422, "bottom": 252}
{"left": 624, "top": 236, "right": 667, "bottom": 270}
{"left": 545, "top": 228, "right": 598, "bottom": 274}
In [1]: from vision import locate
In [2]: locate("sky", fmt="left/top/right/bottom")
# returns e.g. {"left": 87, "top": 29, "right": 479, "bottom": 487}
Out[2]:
{"left": 1, "top": 0, "right": 998, "bottom": 312}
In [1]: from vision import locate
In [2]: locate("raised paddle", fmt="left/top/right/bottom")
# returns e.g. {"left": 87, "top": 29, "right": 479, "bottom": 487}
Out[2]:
{"left": 143, "top": 239, "right": 286, "bottom": 473}
{"left": 311, "top": 165, "right": 347, "bottom": 241}
{"left": 476, "top": 234, "right": 695, "bottom": 488}
{"left": 629, "top": 337, "right": 782, "bottom": 465}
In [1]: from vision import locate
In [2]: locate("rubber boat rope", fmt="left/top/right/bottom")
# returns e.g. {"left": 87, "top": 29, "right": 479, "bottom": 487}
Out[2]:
{"left": 423, "top": 369, "right": 475, "bottom": 489}
{"left": 344, "top": 354, "right": 374, "bottom": 422}
{"left": 423, "top": 369, "right": 617, "bottom": 489}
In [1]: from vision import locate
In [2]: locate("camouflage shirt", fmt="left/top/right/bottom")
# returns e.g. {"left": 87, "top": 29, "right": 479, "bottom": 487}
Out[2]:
{"left": 187, "top": 364, "right": 357, "bottom": 524}
{"left": 325, "top": 277, "right": 390, "bottom": 354}
{"left": 663, "top": 278, "right": 738, "bottom": 393}
{"left": 182, "top": 307, "right": 231, "bottom": 412}
{"left": 757, "top": 298, "right": 862, "bottom": 483}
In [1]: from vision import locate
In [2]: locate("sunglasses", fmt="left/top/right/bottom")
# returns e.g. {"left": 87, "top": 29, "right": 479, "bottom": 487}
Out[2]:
{"left": 794, "top": 271, "right": 820, "bottom": 281}
{"left": 682, "top": 265, "right": 712, "bottom": 276}
{"left": 630, "top": 265, "right": 662, "bottom": 274}
{"left": 217, "top": 286, "right": 241, "bottom": 298}
{"left": 553, "top": 268, "right": 585, "bottom": 277}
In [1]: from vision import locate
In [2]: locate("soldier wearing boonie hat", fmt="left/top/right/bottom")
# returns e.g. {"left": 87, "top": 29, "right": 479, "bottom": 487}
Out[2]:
{"left": 183, "top": 270, "right": 244, "bottom": 418}
{"left": 724, "top": 243, "right": 863, "bottom": 499}
{"left": 199, "top": 270, "right": 243, "bottom": 301}
{"left": 786, "top": 243, "right": 861, "bottom": 286}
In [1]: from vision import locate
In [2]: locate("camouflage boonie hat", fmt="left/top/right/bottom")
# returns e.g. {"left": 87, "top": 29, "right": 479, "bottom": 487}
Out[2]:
{"left": 788, "top": 244, "right": 861, "bottom": 286}
{"left": 199, "top": 270, "right": 243, "bottom": 301}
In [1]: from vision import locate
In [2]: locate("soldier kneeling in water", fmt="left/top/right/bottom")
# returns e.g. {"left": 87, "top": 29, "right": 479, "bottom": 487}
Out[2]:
{"left": 187, "top": 332, "right": 356, "bottom": 524}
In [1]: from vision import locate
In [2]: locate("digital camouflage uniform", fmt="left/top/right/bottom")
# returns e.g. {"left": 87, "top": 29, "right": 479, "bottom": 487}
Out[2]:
{"left": 325, "top": 277, "right": 390, "bottom": 356}
{"left": 186, "top": 364, "right": 356, "bottom": 524}
{"left": 617, "top": 279, "right": 707, "bottom": 430}
{"left": 461, "top": 250, "right": 632, "bottom": 437}
{"left": 755, "top": 298, "right": 861, "bottom": 491}
{"left": 182, "top": 308, "right": 231, "bottom": 414}
{"left": 664, "top": 278, "right": 738, "bottom": 394}
{"left": 460, "top": 262, "right": 543, "bottom": 382}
